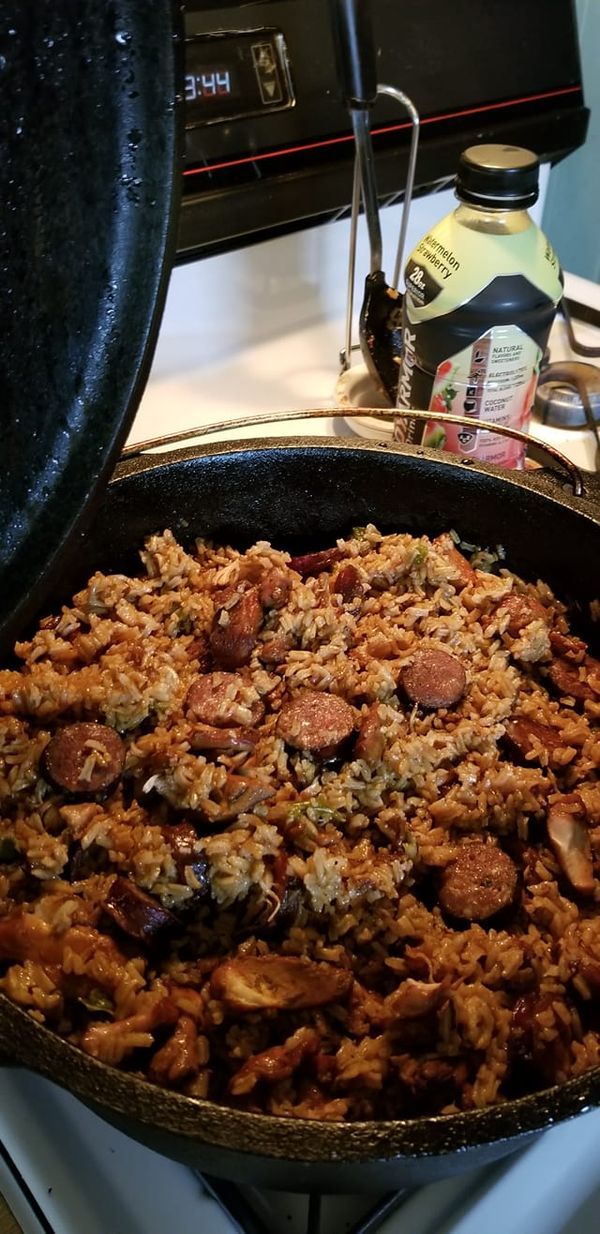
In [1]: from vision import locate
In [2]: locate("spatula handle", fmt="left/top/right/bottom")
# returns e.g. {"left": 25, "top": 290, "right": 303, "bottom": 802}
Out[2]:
{"left": 328, "top": 0, "right": 378, "bottom": 108}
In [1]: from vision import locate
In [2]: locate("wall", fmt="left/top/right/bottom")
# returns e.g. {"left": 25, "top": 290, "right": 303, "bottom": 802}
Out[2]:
{"left": 542, "top": 0, "right": 599, "bottom": 281}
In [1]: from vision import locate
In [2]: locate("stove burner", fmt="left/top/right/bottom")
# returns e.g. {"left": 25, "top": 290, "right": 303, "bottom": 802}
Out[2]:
{"left": 199, "top": 1175, "right": 413, "bottom": 1234}
{"left": 535, "top": 360, "right": 600, "bottom": 428}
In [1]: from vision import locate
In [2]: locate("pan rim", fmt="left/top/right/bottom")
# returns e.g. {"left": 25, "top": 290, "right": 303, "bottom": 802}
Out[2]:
{"left": 2, "top": 991, "right": 599, "bottom": 1161}
{"left": 3, "top": 436, "right": 600, "bottom": 1165}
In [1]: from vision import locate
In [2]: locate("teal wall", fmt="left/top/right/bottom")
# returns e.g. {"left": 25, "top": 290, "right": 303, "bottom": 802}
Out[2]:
{"left": 542, "top": 0, "right": 599, "bottom": 282}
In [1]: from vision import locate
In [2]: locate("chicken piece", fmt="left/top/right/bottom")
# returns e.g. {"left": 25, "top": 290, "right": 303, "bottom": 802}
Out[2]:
{"left": 149, "top": 1014, "right": 202, "bottom": 1085}
{"left": 81, "top": 993, "right": 178, "bottom": 1066}
{"left": 103, "top": 877, "right": 177, "bottom": 942}
{"left": 229, "top": 1026, "right": 319, "bottom": 1095}
{"left": 384, "top": 979, "right": 445, "bottom": 1025}
{"left": 210, "top": 953, "right": 353, "bottom": 1013}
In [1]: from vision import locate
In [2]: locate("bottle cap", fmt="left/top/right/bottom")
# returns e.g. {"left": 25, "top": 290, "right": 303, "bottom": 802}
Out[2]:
{"left": 456, "top": 144, "right": 540, "bottom": 208}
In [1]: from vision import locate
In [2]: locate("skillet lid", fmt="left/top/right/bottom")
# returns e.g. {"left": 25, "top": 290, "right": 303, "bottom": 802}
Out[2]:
{"left": 0, "top": 1, "right": 182, "bottom": 654}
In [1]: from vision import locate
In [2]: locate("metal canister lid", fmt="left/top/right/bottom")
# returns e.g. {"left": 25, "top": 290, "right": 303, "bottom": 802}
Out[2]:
{"left": 456, "top": 144, "right": 540, "bottom": 209}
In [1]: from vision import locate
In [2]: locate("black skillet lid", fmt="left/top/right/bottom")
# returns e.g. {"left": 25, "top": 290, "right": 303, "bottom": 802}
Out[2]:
{"left": 1, "top": 1, "right": 182, "bottom": 653}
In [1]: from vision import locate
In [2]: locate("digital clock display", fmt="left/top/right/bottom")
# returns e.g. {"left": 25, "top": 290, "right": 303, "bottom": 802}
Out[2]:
{"left": 184, "top": 30, "right": 293, "bottom": 128}
{"left": 184, "top": 68, "right": 237, "bottom": 103}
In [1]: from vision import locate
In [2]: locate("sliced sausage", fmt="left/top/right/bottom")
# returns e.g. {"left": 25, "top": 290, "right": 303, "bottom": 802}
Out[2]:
{"left": 209, "top": 586, "right": 263, "bottom": 669}
{"left": 354, "top": 703, "right": 385, "bottom": 765}
{"left": 185, "top": 673, "right": 264, "bottom": 727}
{"left": 277, "top": 690, "right": 356, "bottom": 758}
{"left": 502, "top": 717, "right": 572, "bottom": 766}
{"left": 189, "top": 724, "right": 258, "bottom": 753}
{"left": 43, "top": 723, "right": 124, "bottom": 795}
{"left": 439, "top": 843, "right": 517, "bottom": 921}
{"left": 258, "top": 566, "right": 291, "bottom": 610}
{"left": 210, "top": 953, "right": 353, "bottom": 1013}
{"left": 547, "top": 658, "right": 599, "bottom": 703}
{"left": 433, "top": 534, "right": 476, "bottom": 589}
{"left": 258, "top": 636, "right": 290, "bottom": 665}
{"left": 547, "top": 795, "right": 594, "bottom": 896}
{"left": 498, "top": 593, "right": 547, "bottom": 636}
{"left": 289, "top": 547, "right": 343, "bottom": 578}
{"left": 400, "top": 648, "right": 466, "bottom": 710}
{"left": 332, "top": 564, "right": 362, "bottom": 601}
{"left": 549, "top": 631, "right": 587, "bottom": 663}
{"left": 103, "top": 877, "right": 177, "bottom": 941}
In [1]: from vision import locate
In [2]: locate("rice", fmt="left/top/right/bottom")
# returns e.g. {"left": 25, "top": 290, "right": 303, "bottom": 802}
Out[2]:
{"left": 0, "top": 524, "right": 599, "bottom": 1122}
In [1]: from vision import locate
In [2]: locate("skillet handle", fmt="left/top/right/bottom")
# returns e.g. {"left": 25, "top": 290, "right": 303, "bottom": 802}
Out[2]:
{"left": 328, "top": 0, "right": 378, "bottom": 108}
{"left": 121, "top": 407, "right": 585, "bottom": 499}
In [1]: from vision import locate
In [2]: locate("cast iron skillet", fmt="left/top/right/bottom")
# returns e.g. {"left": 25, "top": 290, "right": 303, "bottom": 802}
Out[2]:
{"left": 2, "top": 435, "right": 600, "bottom": 1192}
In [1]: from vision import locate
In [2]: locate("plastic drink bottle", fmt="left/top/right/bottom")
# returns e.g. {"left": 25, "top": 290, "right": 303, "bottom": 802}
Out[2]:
{"left": 395, "top": 145, "right": 563, "bottom": 467}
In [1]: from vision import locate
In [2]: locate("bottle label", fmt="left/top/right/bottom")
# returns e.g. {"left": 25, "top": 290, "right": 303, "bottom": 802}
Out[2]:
{"left": 420, "top": 325, "right": 541, "bottom": 468}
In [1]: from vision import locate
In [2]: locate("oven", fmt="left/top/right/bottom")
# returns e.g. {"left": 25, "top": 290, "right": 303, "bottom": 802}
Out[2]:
{"left": 178, "top": 0, "right": 588, "bottom": 259}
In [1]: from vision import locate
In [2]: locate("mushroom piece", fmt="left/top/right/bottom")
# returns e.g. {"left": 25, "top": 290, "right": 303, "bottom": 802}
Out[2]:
{"left": 546, "top": 796, "right": 595, "bottom": 896}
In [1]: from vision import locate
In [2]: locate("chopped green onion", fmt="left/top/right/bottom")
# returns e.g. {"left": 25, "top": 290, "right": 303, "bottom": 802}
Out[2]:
{"left": 78, "top": 989, "right": 114, "bottom": 1015}
{"left": 288, "top": 799, "right": 343, "bottom": 824}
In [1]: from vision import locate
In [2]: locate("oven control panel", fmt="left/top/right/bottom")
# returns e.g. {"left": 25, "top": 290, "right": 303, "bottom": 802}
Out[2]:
{"left": 184, "top": 29, "right": 294, "bottom": 127}
{"left": 179, "top": 0, "right": 587, "bottom": 262}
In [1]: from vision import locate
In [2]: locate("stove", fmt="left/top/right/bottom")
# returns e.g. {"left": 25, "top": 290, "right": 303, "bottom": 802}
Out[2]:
{"left": 1, "top": 192, "right": 600, "bottom": 1234}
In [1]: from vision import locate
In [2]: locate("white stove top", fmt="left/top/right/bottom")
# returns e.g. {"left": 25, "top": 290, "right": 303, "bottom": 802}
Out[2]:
{"left": 1, "top": 211, "right": 599, "bottom": 1234}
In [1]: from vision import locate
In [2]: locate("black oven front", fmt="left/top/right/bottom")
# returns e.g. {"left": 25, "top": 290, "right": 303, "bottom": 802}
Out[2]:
{"left": 178, "top": 0, "right": 587, "bottom": 261}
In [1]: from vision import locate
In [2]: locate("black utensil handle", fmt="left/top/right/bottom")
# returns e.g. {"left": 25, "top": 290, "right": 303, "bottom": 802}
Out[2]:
{"left": 328, "top": 0, "right": 378, "bottom": 108}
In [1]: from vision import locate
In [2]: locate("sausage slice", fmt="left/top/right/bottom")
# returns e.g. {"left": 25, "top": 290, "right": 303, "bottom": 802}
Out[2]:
{"left": 258, "top": 566, "right": 291, "bottom": 610}
{"left": 502, "top": 717, "right": 573, "bottom": 767}
{"left": 549, "top": 631, "right": 587, "bottom": 663}
{"left": 103, "top": 877, "right": 176, "bottom": 941}
{"left": 333, "top": 564, "right": 362, "bottom": 601}
{"left": 43, "top": 723, "right": 124, "bottom": 795}
{"left": 289, "top": 548, "right": 343, "bottom": 578}
{"left": 433, "top": 535, "right": 476, "bottom": 589}
{"left": 400, "top": 649, "right": 466, "bottom": 710}
{"left": 186, "top": 672, "right": 264, "bottom": 727}
{"left": 498, "top": 593, "right": 547, "bottom": 636}
{"left": 277, "top": 690, "right": 356, "bottom": 758}
{"left": 210, "top": 587, "right": 263, "bottom": 669}
{"left": 547, "top": 658, "right": 599, "bottom": 703}
{"left": 439, "top": 843, "right": 517, "bottom": 921}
